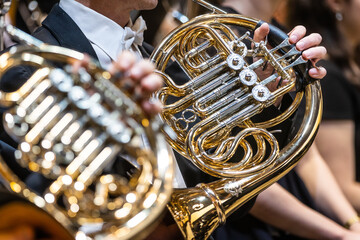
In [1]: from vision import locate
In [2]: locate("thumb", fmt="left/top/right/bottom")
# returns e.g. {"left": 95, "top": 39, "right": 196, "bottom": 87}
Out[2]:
{"left": 253, "top": 22, "right": 270, "bottom": 43}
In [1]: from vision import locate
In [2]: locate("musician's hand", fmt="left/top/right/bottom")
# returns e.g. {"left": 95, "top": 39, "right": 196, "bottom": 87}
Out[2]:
{"left": 252, "top": 23, "right": 287, "bottom": 106}
{"left": 72, "top": 51, "right": 163, "bottom": 116}
{"left": 288, "top": 25, "right": 327, "bottom": 79}
{"left": 0, "top": 225, "right": 34, "bottom": 240}
{"left": 254, "top": 23, "right": 327, "bottom": 81}
{"left": 109, "top": 51, "right": 163, "bottom": 115}
{"left": 343, "top": 230, "right": 360, "bottom": 240}
{"left": 253, "top": 23, "right": 281, "bottom": 92}
{"left": 253, "top": 23, "right": 327, "bottom": 106}
{"left": 349, "top": 222, "right": 360, "bottom": 233}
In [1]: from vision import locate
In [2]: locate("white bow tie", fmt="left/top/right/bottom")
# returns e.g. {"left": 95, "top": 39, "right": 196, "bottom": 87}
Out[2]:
{"left": 121, "top": 16, "right": 147, "bottom": 50}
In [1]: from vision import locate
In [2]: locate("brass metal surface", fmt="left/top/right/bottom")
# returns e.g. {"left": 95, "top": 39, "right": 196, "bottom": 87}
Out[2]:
{"left": 151, "top": 4, "right": 322, "bottom": 239}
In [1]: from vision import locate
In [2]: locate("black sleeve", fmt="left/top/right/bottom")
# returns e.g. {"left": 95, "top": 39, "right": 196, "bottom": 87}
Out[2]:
{"left": 0, "top": 65, "right": 36, "bottom": 92}
{"left": 0, "top": 140, "right": 31, "bottom": 180}
{"left": 0, "top": 26, "right": 61, "bottom": 93}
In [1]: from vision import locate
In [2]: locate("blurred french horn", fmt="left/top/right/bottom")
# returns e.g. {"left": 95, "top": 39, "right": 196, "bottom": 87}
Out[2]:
{"left": 0, "top": 25, "right": 175, "bottom": 239}
{"left": 150, "top": 0, "right": 322, "bottom": 239}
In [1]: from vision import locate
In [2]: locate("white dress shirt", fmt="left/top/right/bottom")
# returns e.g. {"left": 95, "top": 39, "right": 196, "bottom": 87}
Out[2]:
{"left": 59, "top": 0, "right": 142, "bottom": 69}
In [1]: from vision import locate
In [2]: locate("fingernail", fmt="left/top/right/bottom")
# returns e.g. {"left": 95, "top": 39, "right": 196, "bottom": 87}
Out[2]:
{"left": 290, "top": 35, "right": 298, "bottom": 43}
{"left": 130, "top": 67, "right": 142, "bottom": 79}
{"left": 296, "top": 41, "right": 305, "bottom": 50}
{"left": 302, "top": 51, "right": 310, "bottom": 60}
{"left": 309, "top": 68, "right": 320, "bottom": 77}
{"left": 118, "top": 59, "right": 131, "bottom": 70}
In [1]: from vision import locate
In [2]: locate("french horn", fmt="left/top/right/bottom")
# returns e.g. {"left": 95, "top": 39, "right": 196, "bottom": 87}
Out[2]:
{"left": 150, "top": 0, "right": 322, "bottom": 239}
{"left": 0, "top": 25, "right": 175, "bottom": 240}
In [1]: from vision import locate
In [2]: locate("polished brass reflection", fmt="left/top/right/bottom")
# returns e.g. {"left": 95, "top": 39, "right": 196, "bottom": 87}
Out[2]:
{"left": 150, "top": 1, "right": 323, "bottom": 238}
{"left": 0, "top": 27, "right": 175, "bottom": 240}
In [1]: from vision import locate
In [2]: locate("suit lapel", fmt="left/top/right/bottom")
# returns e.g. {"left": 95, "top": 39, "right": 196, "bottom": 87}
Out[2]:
{"left": 41, "top": 4, "right": 98, "bottom": 60}
{"left": 138, "top": 42, "right": 154, "bottom": 59}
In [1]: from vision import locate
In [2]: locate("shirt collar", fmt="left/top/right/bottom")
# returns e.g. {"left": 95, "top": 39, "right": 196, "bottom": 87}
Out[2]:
{"left": 59, "top": 0, "right": 127, "bottom": 61}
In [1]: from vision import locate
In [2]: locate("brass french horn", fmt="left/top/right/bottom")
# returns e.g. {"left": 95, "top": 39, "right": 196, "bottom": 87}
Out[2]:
{"left": 0, "top": 25, "right": 175, "bottom": 240}
{"left": 150, "top": 0, "right": 322, "bottom": 239}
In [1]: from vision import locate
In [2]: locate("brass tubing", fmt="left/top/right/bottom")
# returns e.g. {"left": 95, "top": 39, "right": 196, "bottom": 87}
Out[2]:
{"left": 169, "top": 82, "right": 322, "bottom": 240}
